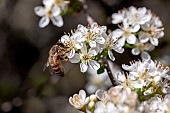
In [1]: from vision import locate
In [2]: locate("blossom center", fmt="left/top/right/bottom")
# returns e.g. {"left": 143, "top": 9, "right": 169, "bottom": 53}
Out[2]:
{"left": 124, "top": 30, "right": 131, "bottom": 37}
{"left": 46, "top": 9, "right": 52, "bottom": 17}
{"left": 68, "top": 41, "right": 74, "bottom": 47}
{"left": 138, "top": 70, "right": 148, "bottom": 81}
{"left": 148, "top": 30, "right": 155, "bottom": 36}
{"left": 82, "top": 54, "right": 91, "bottom": 61}
{"left": 72, "top": 96, "right": 82, "bottom": 107}
{"left": 85, "top": 32, "right": 97, "bottom": 41}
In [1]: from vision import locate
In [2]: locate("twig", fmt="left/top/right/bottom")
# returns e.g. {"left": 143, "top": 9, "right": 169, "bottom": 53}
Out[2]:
{"left": 103, "top": 58, "right": 118, "bottom": 86}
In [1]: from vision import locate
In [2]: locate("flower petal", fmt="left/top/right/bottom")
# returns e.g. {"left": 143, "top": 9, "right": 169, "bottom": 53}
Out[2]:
{"left": 74, "top": 32, "right": 84, "bottom": 42}
{"left": 113, "top": 46, "right": 124, "bottom": 53}
{"left": 79, "top": 90, "right": 86, "bottom": 101}
{"left": 77, "top": 24, "right": 88, "bottom": 34}
{"left": 51, "top": 15, "right": 63, "bottom": 27}
{"left": 69, "top": 97, "right": 74, "bottom": 106}
{"left": 131, "top": 48, "right": 140, "bottom": 55}
{"left": 159, "top": 31, "right": 164, "bottom": 37}
{"left": 117, "top": 37, "right": 125, "bottom": 47}
{"left": 138, "top": 7, "right": 147, "bottom": 15}
{"left": 130, "top": 24, "right": 140, "bottom": 32}
{"left": 91, "top": 22, "right": 98, "bottom": 30}
{"left": 88, "top": 49, "right": 97, "bottom": 57}
{"left": 75, "top": 43, "right": 83, "bottom": 49}
{"left": 122, "top": 64, "right": 131, "bottom": 71}
{"left": 127, "top": 34, "right": 136, "bottom": 44}
{"left": 84, "top": 97, "right": 90, "bottom": 105}
{"left": 89, "top": 40, "right": 96, "bottom": 48}
{"left": 39, "top": 16, "right": 50, "bottom": 28}
{"left": 139, "top": 32, "right": 150, "bottom": 43}
{"left": 140, "top": 14, "right": 152, "bottom": 24}
{"left": 81, "top": 44, "right": 87, "bottom": 54}
{"left": 69, "top": 53, "right": 80, "bottom": 63}
{"left": 141, "top": 23, "right": 150, "bottom": 31}
{"left": 43, "top": 0, "right": 54, "bottom": 8}
{"left": 34, "top": 6, "right": 45, "bottom": 17}
{"left": 144, "top": 43, "right": 155, "bottom": 51}
{"left": 141, "top": 51, "right": 151, "bottom": 61}
{"left": 88, "top": 60, "right": 100, "bottom": 70}
{"left": 95, "top": 89, "right": 105, "bottom": 101}
{"left": 111, "top": 13, "right": 123, "bottom": 24}
{"left": 131, "top": 81, "right": 144, "bottom": 88}
{"left": 100, "top": 26, "right": 107, "bottom": 33}
{"left": 95, "top": 36, "right": 105, "bottom": 44}
{"left": 52, "top": 5, "right": 61, "bottom": 16}
{"left": 80, "top": 62, "right": 88, "bottom": 73}
{"left": 61, "top": 35, "right": 70, "bottom": 45}
{"left": 67, "top": 49, "right": 75, "bottom": 58}
{"left": 115, "top": 72, "right": 126, "bottom": 82}
{"left": 111, "top": 29, "right": 123, "bottom": 38}
{"left": 107, "top": 102, "right": 117, "bottom": 112}
{"left": 150, "top": 38, "right": 158, "bottom": 46}
{"left": 108, "top": 50, "right": 115, "bottom": 61}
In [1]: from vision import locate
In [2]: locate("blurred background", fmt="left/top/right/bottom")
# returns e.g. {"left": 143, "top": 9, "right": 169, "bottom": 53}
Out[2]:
{"left": 0, "top": 0, "right": 170, "bottom": 113}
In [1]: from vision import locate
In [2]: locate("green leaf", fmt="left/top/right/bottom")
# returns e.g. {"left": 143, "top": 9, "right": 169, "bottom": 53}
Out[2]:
{"left": 97, "top": 65, "right": 105, "bottom": 74}
{"left": 94, "top": 49, "right": 108, "bottom": 61}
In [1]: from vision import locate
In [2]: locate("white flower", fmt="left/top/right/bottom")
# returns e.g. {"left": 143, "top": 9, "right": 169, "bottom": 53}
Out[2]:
{"left": 107, "top": 86, "right": 124, "bottom": 104}
{"left": 34, "top": 0, "right": 64, "bottom": 28}
{"left": 112, "top": 10, "right": 126, "bottom": 24}
{"left": 143, "top": 96, "right": 169, "bottom": 113}
{"left": 69, "top": 90, "right": 89, "bottom": 109}
{"left": 139, "top": 16, "right": 164, "bottom": 46}
{"left": 94, "top": 101, "right": 118, "bottom": 113}
{"left": 111, "top": 6, "right": 152, "bottom": 28}
{"left": 103, "top": 30, "right": 124, "bottom": 61}
{"left": 95, "top": 89, "right": 109, "bottom": 103}
{"left": 126, "top": 6, "right": 152, "bottom": 27}
{"left": 115, "top": 72, "right": 132, "bottom": 88}
{"left": 70, "top": 44, "right": 100, "bottom": 72}
{"left": 61, "top": 31, "right": 85, "bottom": 58}
{"left": 122, "top": 60, "right": 170, "bottom": 89}
{"left": 77, "top": 22, "right": 106, "bottom": 48}
{"left": 131, "top": 41, "right": 155, "bottom": 61}
{"left": 117, "top": 21, "right": 139, "bottom": 45}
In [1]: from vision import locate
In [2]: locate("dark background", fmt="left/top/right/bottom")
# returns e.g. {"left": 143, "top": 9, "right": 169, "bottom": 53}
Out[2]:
{"left": 0, "top": 0, "right": 170, "bottom": 113}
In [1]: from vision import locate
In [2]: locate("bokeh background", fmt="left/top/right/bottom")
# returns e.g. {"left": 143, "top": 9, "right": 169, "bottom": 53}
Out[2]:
{"left": 0, "top": 0, "right": 170, "bottom": 113}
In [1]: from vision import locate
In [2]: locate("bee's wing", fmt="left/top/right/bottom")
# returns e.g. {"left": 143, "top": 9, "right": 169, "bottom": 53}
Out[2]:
{"left": 48, "top": 64, "right": 64, "bottom": 77}
{"left": 43, "top": 58, "right": 50, "bottom": 71}
{"left": 48, "top": 65, "right": 55, "bottom": 75}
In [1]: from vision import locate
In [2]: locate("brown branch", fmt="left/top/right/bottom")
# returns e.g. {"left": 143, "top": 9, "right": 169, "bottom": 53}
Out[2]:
{"left": 103, "top": 58, "right": 118, "bottom": 86}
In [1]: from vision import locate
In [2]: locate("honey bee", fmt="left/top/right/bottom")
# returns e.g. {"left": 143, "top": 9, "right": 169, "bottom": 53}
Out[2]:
{"left": 44, "top": 40, "right": 70, "bottom": 77}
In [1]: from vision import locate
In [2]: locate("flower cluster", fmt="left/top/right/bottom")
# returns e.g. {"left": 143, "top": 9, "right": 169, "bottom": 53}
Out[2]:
{"left": 112, "top": 6, "right": 164, "bottom": 60}
{"left": 69, "top": 87, "right": 142, "bottom": 113}
{"left": 34, "top": 0, "right": 69, "bottom": 28}
{"left": 60, "top": 22, "right": 124, "bottom": 73}
{"left": 69, "top": 86, "right": 170, "bottom": 113}
{"left": 38, "top": 4, "right": 170, "bottom": 113}
{"left": 115, "top": 60, "right": 170, "bottom": 100}
{"left": 141, "top": 94, "right": 170, "bottom": 113}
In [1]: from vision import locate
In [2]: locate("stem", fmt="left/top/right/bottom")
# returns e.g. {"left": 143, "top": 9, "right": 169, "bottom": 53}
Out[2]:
{"left": 103, "top": 58, "right": 117, "bottom": 86}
